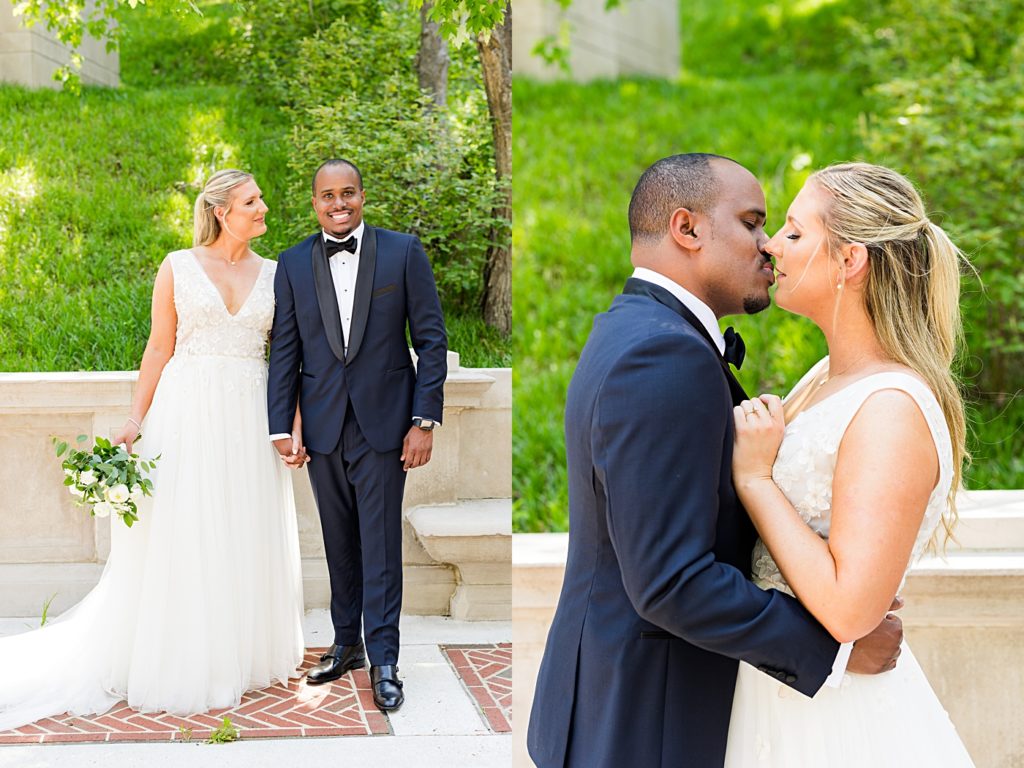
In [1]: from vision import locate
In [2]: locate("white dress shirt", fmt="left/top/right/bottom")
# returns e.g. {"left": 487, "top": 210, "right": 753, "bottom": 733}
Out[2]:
{"left": 324, "top": 221, "right": 365, "bottom": 354}
{"left": 630, "top": 267, "right": 852, "bottom": 687}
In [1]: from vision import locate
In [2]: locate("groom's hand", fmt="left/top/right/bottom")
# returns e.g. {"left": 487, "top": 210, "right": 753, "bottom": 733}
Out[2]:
{"left": 401, "top": 426, "right": 433, "bottom": 471}
{"left": 847, "top": 596, "right": 905, "bottom": 674}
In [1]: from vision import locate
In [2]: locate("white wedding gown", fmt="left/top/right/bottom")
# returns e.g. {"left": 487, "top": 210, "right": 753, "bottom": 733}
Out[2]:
{"left": 0, "top": 250, "right": 304, "bottom": 730}
{"left": 725, "top": 358, "right": 975, "bottom": 766}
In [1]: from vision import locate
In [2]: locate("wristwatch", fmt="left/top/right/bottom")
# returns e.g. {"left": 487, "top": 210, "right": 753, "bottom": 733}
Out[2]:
{"left": 412, "top": 417, "right": 437, "bottom": 431}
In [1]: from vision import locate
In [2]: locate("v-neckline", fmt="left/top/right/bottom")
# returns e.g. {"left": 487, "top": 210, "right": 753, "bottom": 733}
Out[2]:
{"left": 188, "top": 249, "right": 266, "bottom": 318}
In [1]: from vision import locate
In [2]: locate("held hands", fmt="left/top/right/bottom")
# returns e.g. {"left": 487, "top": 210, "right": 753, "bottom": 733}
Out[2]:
{"left": 274, "top": 431, "right": 310, "bottom": 469}
{"left": 847, "top": 596, "right": 905, "bottom": 674}
{"left": 732, "top": 395, "right": 786, "bottom": 486}
{"left": 401, "top": 426, "right": 433, "bottom": 472}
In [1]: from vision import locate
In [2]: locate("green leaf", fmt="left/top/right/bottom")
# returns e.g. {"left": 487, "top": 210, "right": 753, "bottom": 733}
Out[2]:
{"left": 55, "top": 441, "right": 68, "bottom": 457}
{"left": 77, "top": 434, "right": 88, "bottom": 443}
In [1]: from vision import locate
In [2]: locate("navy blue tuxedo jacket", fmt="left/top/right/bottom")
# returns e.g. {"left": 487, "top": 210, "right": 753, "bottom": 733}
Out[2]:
{"left": 527, "top": 279, "right": 839, "bottom": 768}
{"left": 267, "top": 226, "right": 447, "bottom": 455}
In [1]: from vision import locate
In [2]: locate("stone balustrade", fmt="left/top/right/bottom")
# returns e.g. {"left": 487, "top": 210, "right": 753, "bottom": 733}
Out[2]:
{"left": 0, "top": 353, "right": 511, "bottom": 622}
{"left": 513, "top": 489, "right": 1024, "bottom": 768}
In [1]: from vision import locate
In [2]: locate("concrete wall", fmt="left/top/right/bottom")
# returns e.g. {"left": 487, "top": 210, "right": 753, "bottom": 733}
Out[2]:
{"left": 0, "top": 1, "right": 119, "bottom": 89}
{"left": 513, "top": 0, "right": 679, "bottom": 82}
{"left": 513, "top": 491, "right": 1024, "bottom": 768}
{"left": 0, "top": 354, "right": 510, "bottom": 619}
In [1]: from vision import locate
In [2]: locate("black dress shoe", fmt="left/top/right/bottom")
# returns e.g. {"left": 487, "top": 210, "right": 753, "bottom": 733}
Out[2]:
{"left": 306, "top": 641, "right": 366, "bottom": 685}
{"left": 370, "top": 664, "right": 404, "bottom": 711}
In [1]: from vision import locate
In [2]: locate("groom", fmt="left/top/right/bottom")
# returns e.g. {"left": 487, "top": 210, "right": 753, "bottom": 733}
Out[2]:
{"left": 267, "top": 158, "right": 447, "bottom": 711}
{"left": 528, "top": 154, "right": 903, "bottom": 767}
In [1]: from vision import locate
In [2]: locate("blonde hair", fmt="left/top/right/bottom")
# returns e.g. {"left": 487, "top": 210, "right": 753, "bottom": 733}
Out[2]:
{"left": 193, "top": 169, "right": 253, "bottom": 246}
{"left": 810, "top": 162, "right": 969, "bottom": 546}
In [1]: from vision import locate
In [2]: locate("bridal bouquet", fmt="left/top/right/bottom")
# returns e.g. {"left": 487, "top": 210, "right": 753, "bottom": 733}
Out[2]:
{"left": 53, "top": 435, "right": 159, "bottom": 528}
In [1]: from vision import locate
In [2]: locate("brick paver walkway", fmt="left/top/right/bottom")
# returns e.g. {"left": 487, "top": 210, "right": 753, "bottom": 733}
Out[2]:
{"left": 0, "top": 643, "right": 515, "bottom": 746}
{"left": 442, "top": 643, "right": 512, "bottom": 733}
{"left": 0, "top": 648, "right": 388, "bottom": 745}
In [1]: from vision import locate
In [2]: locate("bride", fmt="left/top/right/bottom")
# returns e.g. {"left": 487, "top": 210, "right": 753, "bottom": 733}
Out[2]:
{"left": 0, "top": 169, "right": 305, "bottom": 729}
{"left": 726, "top": 163, "right": 975, "bottom": 765}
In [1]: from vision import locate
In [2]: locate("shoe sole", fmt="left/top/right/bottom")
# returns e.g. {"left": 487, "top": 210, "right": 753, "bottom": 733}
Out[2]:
{"left": 373, "top": 694, "right": 404, "bottom": 712}
{"left": 305, "top": 656, "right": 366, "bottom": 686}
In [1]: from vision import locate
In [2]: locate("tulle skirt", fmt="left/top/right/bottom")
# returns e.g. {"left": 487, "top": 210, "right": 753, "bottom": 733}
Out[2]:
{"left": 725, "top": 641, "right": 975, "bottom": 766}
{"left": 0, "top": 353, "right": 305, "bottom": 730}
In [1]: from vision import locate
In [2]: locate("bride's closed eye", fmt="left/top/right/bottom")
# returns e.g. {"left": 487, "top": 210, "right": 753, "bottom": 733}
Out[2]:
{"left": 786, "top": 233, "right": 800, "bottom": 240}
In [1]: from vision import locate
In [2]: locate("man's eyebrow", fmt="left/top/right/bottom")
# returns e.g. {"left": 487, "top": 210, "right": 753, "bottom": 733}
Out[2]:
{"left": 744, "top": 208, "right": 767, "bottom": 221}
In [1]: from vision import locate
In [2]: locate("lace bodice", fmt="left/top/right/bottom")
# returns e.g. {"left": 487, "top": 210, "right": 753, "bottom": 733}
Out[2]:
{"left": 751, "top": 357, "right": 954, "bottom": 596}
{"left": 168, "top": 250, "right": 276, "bottom": 360}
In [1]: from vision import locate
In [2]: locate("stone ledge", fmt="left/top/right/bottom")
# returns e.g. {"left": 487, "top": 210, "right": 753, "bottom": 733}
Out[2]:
{"left": 408, "top": 499, "right": 511, "bottom": 621}
{"left": 0, "top": 560, "right": 460, "bottom": 619}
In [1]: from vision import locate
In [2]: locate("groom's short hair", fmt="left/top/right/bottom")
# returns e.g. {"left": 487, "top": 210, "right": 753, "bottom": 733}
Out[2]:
{"left": 312, "top": 158, "right": 364, "bottom": 193}
{"left": 628, "top": 153, "right": 735, "bottom": 244}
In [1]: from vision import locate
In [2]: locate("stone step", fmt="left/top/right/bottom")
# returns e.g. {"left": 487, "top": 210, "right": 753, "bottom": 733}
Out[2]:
{"left": 407, "top": 499, "right": 511, "bottom": 621}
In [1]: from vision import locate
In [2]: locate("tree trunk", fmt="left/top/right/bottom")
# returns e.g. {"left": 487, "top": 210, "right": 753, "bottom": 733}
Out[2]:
{"left": 416, "top": 2, "right": 449, "bottom": 109}
{"left": 477, "top": 1, "right": 512, "bottom": 335}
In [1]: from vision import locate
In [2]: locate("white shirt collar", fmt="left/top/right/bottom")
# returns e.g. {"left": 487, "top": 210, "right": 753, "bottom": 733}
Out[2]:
{"left": 322, "top": 220, "right": 365, "bottom": 249}
{"left": 631, "top": 267, "right": 725, "bottom": 354}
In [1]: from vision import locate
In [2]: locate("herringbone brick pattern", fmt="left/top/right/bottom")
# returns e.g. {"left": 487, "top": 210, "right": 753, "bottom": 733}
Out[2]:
{"left": 0, "top": 648, "right": 388, "bottom": 744}
{"left": 442, "top": 643, "right": 512, "bottom": 733}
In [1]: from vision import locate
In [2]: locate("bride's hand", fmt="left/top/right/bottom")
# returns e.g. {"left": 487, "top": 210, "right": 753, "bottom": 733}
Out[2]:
{"left": 111, "top": 419, "right": 141, "bottom": 454}
{"left": 283, "top": 428, "right": 310, "bottom": 469}
{"left": 732, "top": 395, "right": 786, "bottom": 485}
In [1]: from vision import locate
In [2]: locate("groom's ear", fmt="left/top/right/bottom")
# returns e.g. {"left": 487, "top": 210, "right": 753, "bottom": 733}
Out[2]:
{"left": 669, "top": 207, "right": 702, "bottom": 252}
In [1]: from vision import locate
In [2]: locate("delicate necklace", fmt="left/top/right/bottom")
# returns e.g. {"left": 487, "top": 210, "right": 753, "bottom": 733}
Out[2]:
{"left": 214, "top": 251, "right": 246, "bottom": 267}
{"left": 816, "top": 354, "right": 872, "bottom": 390}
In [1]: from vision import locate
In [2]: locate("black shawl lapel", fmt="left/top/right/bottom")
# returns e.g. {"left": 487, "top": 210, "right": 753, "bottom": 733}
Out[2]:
{"left": 311, "top": 235, "right": 347, "bottom": 363}
{"left": 345, "top": 224, "right": 377, "bottom": 365}
{"left": 623, "top": 277, "right": 748, "bottom": 404}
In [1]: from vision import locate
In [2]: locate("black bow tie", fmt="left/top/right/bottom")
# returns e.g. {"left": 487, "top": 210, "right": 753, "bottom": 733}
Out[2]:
{"left": 723, "top": 327, "right": 746, "bottom": 370}
{"left": 324, "top": 236, "right": 357, "bottom": 258}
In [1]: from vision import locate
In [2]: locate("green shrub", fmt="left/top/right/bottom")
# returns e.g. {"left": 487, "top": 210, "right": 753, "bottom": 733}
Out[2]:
{"left": 849, "top": 1, "right": 1024, "bottom": 398}
{"left": 275, "top": 2, "right": 502, "bottom": 315}
{"left": 233, "top": 0, "right": 384, "bottom": 105}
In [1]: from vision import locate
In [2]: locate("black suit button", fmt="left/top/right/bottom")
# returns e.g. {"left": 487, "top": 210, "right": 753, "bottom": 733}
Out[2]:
{"left": 785, "top": 674, "right": 797, "bottom": 684}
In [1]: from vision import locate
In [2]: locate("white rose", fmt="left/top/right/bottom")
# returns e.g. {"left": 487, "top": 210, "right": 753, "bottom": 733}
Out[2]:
{"left": 129, "top": 484, "right": 144, "bottom": 502}
{"left": 79, "top": 470, "right": 97, "bottom": 486}
{"left": 105, "top": 484, "right": 130, "bottom": 504}
{"left": 92, "top": 501, "right": 113, "bottom": 518}
{"left": 64, "top": 468, "right": 75, "bottom": 478}
{"left": 69, "top": 486, "right": 86, "bottom": 498}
